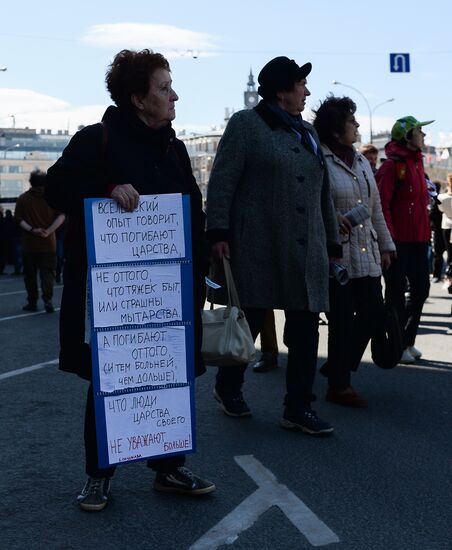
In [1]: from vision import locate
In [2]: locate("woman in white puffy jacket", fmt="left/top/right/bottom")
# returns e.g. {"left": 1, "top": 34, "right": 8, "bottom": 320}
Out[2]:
{"left": 313, "top": 96, "right": 396, "bottom": 407}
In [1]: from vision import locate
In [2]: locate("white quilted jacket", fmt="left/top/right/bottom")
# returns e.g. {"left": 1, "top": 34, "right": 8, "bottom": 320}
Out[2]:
{"left": 322, "top": 146, "right": 395, "bottom": 279}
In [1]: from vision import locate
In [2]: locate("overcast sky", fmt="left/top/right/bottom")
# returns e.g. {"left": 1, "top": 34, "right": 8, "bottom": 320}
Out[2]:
{"left": 1, "top": 0, "right": 451, "bottom": 145}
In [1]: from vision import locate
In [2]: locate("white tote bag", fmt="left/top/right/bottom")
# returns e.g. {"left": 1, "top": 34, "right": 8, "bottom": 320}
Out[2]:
{"left": 201, "top": 257, "right": 256, "bottom": 366}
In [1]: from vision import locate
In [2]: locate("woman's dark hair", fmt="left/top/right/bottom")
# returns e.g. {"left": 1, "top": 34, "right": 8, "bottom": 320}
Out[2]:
{"left": 313, "top": 95, "right": 356, "bottom": 144}
{"left": 105, "top": 49, "right": 170, "bottom": 109}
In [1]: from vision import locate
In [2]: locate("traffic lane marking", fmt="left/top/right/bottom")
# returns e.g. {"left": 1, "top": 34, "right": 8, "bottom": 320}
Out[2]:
{"left": 237, "top": 455, "right": 339, "bottom": 546}
{"left": 0, "top": 277, "right": 21, "bottom": 284}
{"left": 0, "top": 359, "right": 58, "bottom": 381}
{"left": 189, "top": 455, "right": 339, "bottom": 549}
{"left": 0, "top": 308, "right": 60, "bottom": 322}
{"left": 0, "top": 285, "right": 63, "bottom": 297}
{"left": 0, "top": 289, "right": 31, "bottom": 297}
{"left": 397, "top": 364, "right": 451, "bottom": 373}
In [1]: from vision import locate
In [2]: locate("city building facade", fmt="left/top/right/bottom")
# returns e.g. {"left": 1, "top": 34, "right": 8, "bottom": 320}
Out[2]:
{"left": 182, "top": 132, "right": 222, "bottom": 204}
{"left": 0, "top": 127, "right": 72, "bottom": 208}
{"left": 182, "top": 70, "right": 258, "bottom": 200}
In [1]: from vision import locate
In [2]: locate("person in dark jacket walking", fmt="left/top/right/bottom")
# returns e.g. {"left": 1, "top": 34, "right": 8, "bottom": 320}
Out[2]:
{"left": 429, "top": 181, "right": 445, "bottom": 282}
{"left": 207, "top": 56, "right": 341, "bottom": 436}
{"left": 15, "top": 170, "right": 65, "bottom": 312}
{"left": 3, "top": 209, "right": 22, "bottom": 275}
{"left": 376, "top": 116, "right": 434, "bottom": 364}
{"left": 46, "top": 49, "right": 214, "bottom": 511}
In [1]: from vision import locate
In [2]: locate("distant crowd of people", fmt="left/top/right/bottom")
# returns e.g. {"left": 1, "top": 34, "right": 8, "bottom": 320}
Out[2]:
{"left": 0, "top": 207, "right": 22, "bottom": 276}
{"left": 3, "top": 49, "right": 451, "bottom": 512}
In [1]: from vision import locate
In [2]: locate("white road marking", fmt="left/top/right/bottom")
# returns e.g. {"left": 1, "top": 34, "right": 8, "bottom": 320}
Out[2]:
{"left": 398, "top": 364, "right": 451, "bottom": 373}
{"left": 0, "top": 289, "right": 28, "bottom": 297}
{"left": 0, "top": 308, "right": 60, "bottom": 322}
{"left": 189, "top": 455, "right": 339, "bottom": 549}
{"left": 0, "top": 285, "right": 63, "bottom": 297}
{"left": 0, "top": 359, "right": 58, "bottom": 381}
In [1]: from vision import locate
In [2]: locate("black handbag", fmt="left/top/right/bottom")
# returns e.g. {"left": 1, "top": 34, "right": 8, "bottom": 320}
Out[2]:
{"left": 371, "top": 305, "right": 403, "bottom": 369}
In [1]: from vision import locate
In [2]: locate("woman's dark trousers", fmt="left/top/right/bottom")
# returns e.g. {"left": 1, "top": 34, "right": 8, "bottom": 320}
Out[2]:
{"left": 432, "top": 229, "right": 446, "bottom": 278}
{"left": 260, "top": 309, "right": 279, "bottom": 360}
{"left": 327, "top": 277, "right": 385, "bottom": 390}
{"left": 443, "top": 228, "right": 452, "bottom": 265}
{"left": 84, "top": 385, "right": 185, "bottom": 478}
{"left": 215, "top": 308, "right": 319, "bottom": 412}
{"left": 383, "top": 242, "right": 430, "bottom": 348}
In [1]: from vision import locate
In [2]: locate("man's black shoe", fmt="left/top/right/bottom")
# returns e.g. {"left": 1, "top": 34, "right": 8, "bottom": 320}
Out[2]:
{"left": 154, "top": 467, "right": 215, "bottom": 495}
{"left": 213, "top": 388, "right": 251, "bottom": 417}
{"left": 22, "top": 303, "right": 37, "bottom": 312}
{"left": 280, "top": 408, "right": 333, "bottom": 436}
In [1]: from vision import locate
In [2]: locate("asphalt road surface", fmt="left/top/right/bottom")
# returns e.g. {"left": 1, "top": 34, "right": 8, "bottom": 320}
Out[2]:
{"left": 1, "top": 269, "right": 451, "bottom": 550}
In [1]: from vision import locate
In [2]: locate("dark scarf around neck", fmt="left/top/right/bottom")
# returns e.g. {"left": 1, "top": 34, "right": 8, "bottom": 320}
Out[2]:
{"left": 265, "top": 101, "right": 323, "bottom": 163}
{"left": 325, "top": 139, "right": 356, "bottom": 169}
{"left": 266, "top": 101, "right": 305, "bottom": 133}
{"left": 103, "top": 105, "right": 176, "bottom": 150}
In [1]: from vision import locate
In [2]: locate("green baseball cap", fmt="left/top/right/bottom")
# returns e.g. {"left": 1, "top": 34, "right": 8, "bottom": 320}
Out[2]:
{"left": 391, "top": 116, "right": 434, "bottom": 141}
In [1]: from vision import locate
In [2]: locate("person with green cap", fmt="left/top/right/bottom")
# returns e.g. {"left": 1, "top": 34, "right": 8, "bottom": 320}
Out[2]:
{"left": 376, "top": 116, "right": 434, "bottom": 364}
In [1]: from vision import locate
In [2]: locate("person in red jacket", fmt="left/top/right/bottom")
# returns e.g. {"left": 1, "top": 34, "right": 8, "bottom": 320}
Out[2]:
{"left": 376, "top": 116, "right": 434, "bottom": 364}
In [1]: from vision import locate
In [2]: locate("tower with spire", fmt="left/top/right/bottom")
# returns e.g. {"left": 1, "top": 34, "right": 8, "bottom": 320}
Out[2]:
{"left": 244, "top": 68, "right": 258, "bottom": 109}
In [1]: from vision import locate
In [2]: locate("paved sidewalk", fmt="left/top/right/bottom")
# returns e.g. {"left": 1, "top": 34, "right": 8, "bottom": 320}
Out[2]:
{"left": 268, "top": 279, "right": 451, "bottom": 371}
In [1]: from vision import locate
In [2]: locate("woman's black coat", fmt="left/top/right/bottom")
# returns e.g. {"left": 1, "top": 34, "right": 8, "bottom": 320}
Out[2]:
{"left": 45, "top": 106, "right": 208, "bottom": 380}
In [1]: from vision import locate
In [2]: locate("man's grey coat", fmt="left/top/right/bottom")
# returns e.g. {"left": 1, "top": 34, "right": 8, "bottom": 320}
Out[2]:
{"left": 206, "top": 102, "right": 340, "bottom": 312}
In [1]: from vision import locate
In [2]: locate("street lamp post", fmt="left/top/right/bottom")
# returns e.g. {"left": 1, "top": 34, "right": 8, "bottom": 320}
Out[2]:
{"left": 3, "top": 143, "right": 20, "bottom": 158}
{"left": 332, "top": 80, "right": 394, "bottom": 144}
{"left": 371, "top": 97, "right": 395, "bottom": 134}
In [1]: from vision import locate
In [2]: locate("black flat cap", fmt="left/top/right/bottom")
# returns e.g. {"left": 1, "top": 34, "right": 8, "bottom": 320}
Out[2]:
{"left": 258, "top": 56, "right": 312, "bottom": 98}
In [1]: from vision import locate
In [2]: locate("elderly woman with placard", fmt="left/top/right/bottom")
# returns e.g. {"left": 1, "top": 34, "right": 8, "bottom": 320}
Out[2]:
{"left": 46, "top": 49, "right": 214, "bottom": 511}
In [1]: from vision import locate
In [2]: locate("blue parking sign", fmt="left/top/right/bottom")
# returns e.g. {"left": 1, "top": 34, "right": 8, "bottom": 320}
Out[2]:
{"left": 390, "top": 53, "right": 410, "bottom": 73}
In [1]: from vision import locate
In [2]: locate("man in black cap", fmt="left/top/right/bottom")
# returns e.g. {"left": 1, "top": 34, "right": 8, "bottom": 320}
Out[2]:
{"left": 206, "top": 56, "right": 341, "bottom": 435}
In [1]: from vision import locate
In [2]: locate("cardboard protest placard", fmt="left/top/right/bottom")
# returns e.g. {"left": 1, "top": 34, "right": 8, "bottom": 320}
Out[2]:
{"left": 90, "top": 263, "right": 184, "bottom": 327}
{"left": 95, "top": 325, "right": 190, "bottom": 393}
{"left": 84, "top": 194, "right": 195, "bottom": 468}
{"left": 100, "top": 386, "right": 193, "bottom": 465}
{"left": 89, "top": 194, "right": 186, "bottom": 263}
